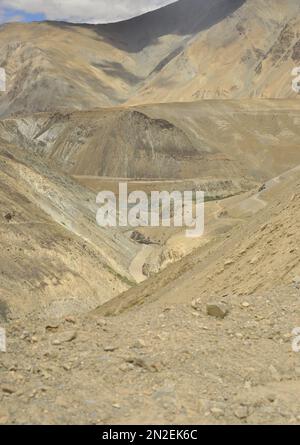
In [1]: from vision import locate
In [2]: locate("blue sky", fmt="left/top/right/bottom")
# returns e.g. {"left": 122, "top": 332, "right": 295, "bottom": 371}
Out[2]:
{"left": 1, "top": 8, "right": 45, "bottom": 23}
{"left": 0, "top": 1, "right": 176, "bottom": 24}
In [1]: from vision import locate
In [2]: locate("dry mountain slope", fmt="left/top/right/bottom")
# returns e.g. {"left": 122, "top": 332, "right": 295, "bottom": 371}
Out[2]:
{"left": 0, "top": 100, "right": 299, "bottom": 184}
{"left": 0, "top": 161, "right": 300, "bottom": 425}
{"left": 0, "top": 0, "right": 300, "bottom": 426}
{"left": 0, "top": 0, "right": 245, "bottom": 116}
{"left": 135, "top": 99, "right": 300, "bottom": 180}
{"left": 0, "top": 109, "right": 215, "bottom": 179}
{"left": 96, "top": 165, "right": 300, "bottom": 316}
{"left": 0, "top": 0, "right": 299, "bottom": 115}
{"left": 0, "top": 142, "right": 140, "bottom": 320}
{"left": 129, "top": 0, "right": 300, "bottom": 104}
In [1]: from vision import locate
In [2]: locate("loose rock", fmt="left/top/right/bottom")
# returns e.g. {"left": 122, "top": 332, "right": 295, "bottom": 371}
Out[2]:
{"left": 207, "top": 302, "right": 229, "bottom": 319}
{"left": 292, "top": 276, "right": 300, "bottom": 289}
{"left": 104, "top": 345, "right": 118, "bottom": 352}
{"left": 52, "top": 330, "right": 77, "bottom": 345}
{"left": 234, "top": 406, "right": 249, "bottom": 419}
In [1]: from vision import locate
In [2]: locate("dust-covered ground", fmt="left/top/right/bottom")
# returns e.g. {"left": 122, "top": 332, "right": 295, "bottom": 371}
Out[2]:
{"left": 1, "top": 283, "right": 300, "bottom": 425}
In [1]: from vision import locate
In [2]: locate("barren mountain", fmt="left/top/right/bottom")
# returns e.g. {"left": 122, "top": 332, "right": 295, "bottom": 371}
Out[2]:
{"left": 0, "top": 108, "right": 217, "bottom": 180}
{"left": 0, "top": 0, "right": 299, "bottom": 116}
{"left": 1, "top": 0, "right": 300, "bottom": 427}
{"left": 0, "top": 141, "right": 140, "bottom": 320}
{"left": 129, "top": 0, "right": 300, "bottom": 104}
{"left": 0, "top": 100, "right": 299, "bottom": 186}
{"left": 1, "top": 165, "right": 299, "bottom": 425}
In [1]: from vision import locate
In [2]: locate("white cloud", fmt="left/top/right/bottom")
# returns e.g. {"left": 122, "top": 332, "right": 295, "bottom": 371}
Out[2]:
{"left": 0, "top": 0, "right": 178, "bottom": 23}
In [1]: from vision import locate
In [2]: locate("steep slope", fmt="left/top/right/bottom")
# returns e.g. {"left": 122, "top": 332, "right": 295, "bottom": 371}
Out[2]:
{"left": 0, "top": 0, "right": 244, "bottom": 116}
{"left": 0, "top": 109, "right": 217, "bottom": 179}
{"left": 0, "top": 0, "right": 299, "bottom": 116}
{"left": 96, "top": 165, "right": 300, "bottom": 316}
{"left": 0, "top": 142, "right": 139, "bottom": 320}
{"left": 136, "top": 99, "right": 300, "bottom": 180}
{"left": 129, "top": 0, "right": 300, "bottom": 104}
{"left": 2, "top": 168, "right": 299, "bottom": 425}
{"left": 0, "top": 21, "right": 132, "bottom": 115}
{"left": 0, "top": 163, "right": 300, "bottom": 425}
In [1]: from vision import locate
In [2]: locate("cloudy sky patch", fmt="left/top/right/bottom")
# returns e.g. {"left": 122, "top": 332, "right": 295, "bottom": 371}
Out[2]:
{"left": 0, "top": 0, "right": 178, "bottom": 23}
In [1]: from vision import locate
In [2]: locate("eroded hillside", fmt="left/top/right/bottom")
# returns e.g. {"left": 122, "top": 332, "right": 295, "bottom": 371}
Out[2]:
{"left": 1, "top": 100, "right": 300, "bottom": 183}
{"left": 0, "top": 142, "right": 139, "bottom": 320}
{"left": 1, "top": 165, "right": 300, "bottom": 425}
{"left": 0, "top": 0, "right": 300, "bottom": 426}
{"left": 95, "top": 165, "right": 300, "bottom": 316}
{"left": 129, "top": 0, "right": 300, "bottom": 104}
{"left": 0, "top": 0, "right": 299, "bottom": 116}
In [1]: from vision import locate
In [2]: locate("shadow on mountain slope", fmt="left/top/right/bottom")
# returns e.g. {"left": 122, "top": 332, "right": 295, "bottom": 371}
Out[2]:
{"left": 48, "top": 0, "right": 246, "bottom": 52}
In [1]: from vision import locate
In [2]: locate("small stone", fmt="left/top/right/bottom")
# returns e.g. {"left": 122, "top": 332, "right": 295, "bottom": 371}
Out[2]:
{"left": 45, "top": 323, "right": 60, "bottom": 332}
{"left": 52, "top": 330, "right": 77, "bottom": 345}
{"left": 20, "top": 330, "right": 30, "bottom": 339}
{"left": 65, "top": 316, "right": 76, "bottom": 324}
{"left": 234, "top": 406, "right": 249, "bottom": 419}
{"left": 198, "top": 325, "right": 209, "bottom": 330}
{"left": 206, "top": 302, "right": 229, "bottom": 319}
{"left": 119, "top": 363, "right": 133, "bottom": 372}
{"left": 210, "top": 407, "right": 225, "bottom": 417}
{"left": 191, "top": 311, "right": 200, "bottom": 318}
{"left": 267, "top": 393, "right": 276, "bottom": 403}
{"left": 38, "top": 365, "right": 52, "bottom": 379}
{"left": 282, "top": 333, "right": 292, "bottom": 343}
{"left": 293, "top": 276, "right": 300, "bottom": 289}
{"left": 250, "top": 255, "right": 259, "bottom": 265}
{"left": 104, "top": 345, "right": 118, "bottom": 352}
{"left": 8, "top": 364, "right": 17, "bottom": 372}
{"left": 96, "top": 319, "right": 107, "bottom": 328}
{"left": 4, "top": 212, "right": 14, "bottom": 222}
{"left": 242, "top": 302, "right": 250, "bottom": 308}
{"left": 2, "top": 385, "right": 16, "bottom": 394}
{"left": 131, "top": 339, "right": 146, "bottom": 349}
{"left": 62, "top": 364, "right": 72, "bottom": 371}
{"left": 224, "top": 259, "right": 235, "bottom": 267}
{"left": 0, "top": 327, "right": 6, "bottom": 352}
{"left": 125, "top": 356, "right": 162, "bottom": 373}
{"left": 191, "top": 298, "right": 201, "bottom": 311}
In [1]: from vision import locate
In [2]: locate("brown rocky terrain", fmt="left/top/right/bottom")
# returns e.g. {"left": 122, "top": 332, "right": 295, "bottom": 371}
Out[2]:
{"left": 0, "top": 0, "right": 300, "bottom": 427}
{"left": 97, "top": 165, "right": 300, "bottom": 315}
{"left": 0, "top": 0, "right": 299, "bottom": 116}
{"left": 129, "top": 0, "right": 300, "bottom": 104}
{"left": 1, "top": 99, "right": 299, "bottom": 186}
{"left": 0, "top": 168, "right": 299, "bottom": 425}
{"left": 0, "top": 141, "right": 140, "bottom": 320}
